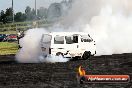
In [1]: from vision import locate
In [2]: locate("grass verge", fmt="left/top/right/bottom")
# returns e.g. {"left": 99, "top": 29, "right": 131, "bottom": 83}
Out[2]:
{"left": 0, "top": 42, "right": 18, "bottom": 55}
{"left": 0, "top": 31, "right": 17, "bottom": 34}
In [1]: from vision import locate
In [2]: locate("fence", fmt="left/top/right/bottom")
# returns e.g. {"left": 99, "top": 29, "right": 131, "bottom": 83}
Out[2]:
{"left": 0, "top": 20, "right": 52, "bottom": 31}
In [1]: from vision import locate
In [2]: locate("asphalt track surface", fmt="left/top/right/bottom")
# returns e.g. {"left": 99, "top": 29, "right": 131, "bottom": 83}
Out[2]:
{"left": 0, "top": 53, "right": 132, "bottom": 88}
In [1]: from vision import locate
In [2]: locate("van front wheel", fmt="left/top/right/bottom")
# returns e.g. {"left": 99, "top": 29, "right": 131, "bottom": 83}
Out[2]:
{"left": 82, "top": 51, "right": 91, "bottom": 60}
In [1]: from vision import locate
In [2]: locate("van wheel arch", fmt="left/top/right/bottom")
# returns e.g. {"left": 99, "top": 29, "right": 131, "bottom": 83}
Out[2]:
{"left": 82, "top": 51, "right": 91, "bottom": 60}
{"left": 56, "top": 52, "right": 63, "bottom": 56}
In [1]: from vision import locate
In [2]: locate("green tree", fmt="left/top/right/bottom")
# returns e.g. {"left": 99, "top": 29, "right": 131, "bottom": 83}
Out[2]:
{"left": 0, "top": 10, "right": 6, "bottom": 23}
{"left": 5, "top": 8, "right": 13, "bottom": 23}
{"left": 25, "top": 6, "right": 31, "bottom": 21}
{"left": 25, "top": 6, "right": 38, "bottom": 21}
{"left": 37, "top": 7, "right": 48, "bottom": 19}
{"left": 31, "top": 8, "right": 36, "bottom": 20}
{"left": 14, "top": 12, "right": 26, "bottom": 22}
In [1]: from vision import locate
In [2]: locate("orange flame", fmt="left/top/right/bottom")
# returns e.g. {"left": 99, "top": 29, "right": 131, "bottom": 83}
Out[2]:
{"left": 78, "top": 66, "right": 86, "bottom": 76}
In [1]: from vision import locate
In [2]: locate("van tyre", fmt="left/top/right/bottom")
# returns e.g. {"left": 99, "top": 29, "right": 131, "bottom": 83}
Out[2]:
{"left": 56, "top": 52, "right": 63, "bottom": 56}
{"left": 82, "top": 51, "right": 91, "bottom": 60}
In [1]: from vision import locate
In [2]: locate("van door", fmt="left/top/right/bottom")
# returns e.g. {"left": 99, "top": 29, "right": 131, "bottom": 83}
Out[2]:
{"left": 80, "top": 34, "right": 94, "bottom": 52}
{"left": 51, "top": 35, "right": 65, "bottom": 55}
{"left": 65, "top": 34, "right": 80, "bottom": 57}
{"left": 41, "top": 34, "right": 52, "bottom": 57}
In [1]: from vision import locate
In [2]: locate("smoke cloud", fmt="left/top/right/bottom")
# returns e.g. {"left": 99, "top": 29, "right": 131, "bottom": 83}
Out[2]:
{"left": 16, "top": 0, "right": 132, "bottom": 63}
{"left": 60, "top": 0, "right": 132, "bottom": 55}
{"left": 15, "top": 28, "right": 69, "bottom": 63}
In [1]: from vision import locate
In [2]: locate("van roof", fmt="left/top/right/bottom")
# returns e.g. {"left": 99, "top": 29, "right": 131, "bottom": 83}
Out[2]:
{"left": 49, "top": 32, "right": 89, "bottom": 36}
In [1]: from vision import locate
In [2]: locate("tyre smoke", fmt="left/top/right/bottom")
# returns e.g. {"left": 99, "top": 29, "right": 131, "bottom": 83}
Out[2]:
{"left": 60, "top": 0, "right": 132, "bottom": 55}
{"left": 15, "top": 28, "right": 69, "bottom": 63}
{"left": 16, "top": 0, "right": 132, "bottom": 63}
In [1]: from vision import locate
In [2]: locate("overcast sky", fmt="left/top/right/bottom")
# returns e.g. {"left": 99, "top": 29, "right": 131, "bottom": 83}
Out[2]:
{"left": 0, "top": 0, "right": 62, "bottom": 13}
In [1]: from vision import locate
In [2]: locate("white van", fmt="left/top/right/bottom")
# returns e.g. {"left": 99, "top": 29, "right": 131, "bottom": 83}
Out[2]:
{"left": 40, "top": 32, "right": 96, "bottom": 59}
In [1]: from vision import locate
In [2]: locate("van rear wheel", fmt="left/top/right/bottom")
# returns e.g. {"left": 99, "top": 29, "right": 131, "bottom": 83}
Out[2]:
{"left": 56, "top": 52, "right": 63, "bottom": 56}
{"left": 82, "top": 51, "right": 91, "bottom": 60}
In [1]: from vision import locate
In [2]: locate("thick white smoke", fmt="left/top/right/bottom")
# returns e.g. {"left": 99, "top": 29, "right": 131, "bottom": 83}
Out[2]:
{"left": 60, "top": 0, "right": 132, "bottom": 55}
{"left": 15, "top": 28, "right": 69, "bottom": 63}
{"left": 16, "top": 0, "right": 132, "bottom": 63}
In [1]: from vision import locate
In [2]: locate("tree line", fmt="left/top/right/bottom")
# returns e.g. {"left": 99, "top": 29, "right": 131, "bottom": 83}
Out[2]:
{"left": 0, "top": 0, "right": 73, "bottom": 24}
{"left": 0, "top": 6, "right": 47, "bottom": 24}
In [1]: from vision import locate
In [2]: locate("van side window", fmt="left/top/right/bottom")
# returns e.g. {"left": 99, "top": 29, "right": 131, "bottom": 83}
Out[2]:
{"left": 73, "top": 36, "right": 78, "bottom": 43}
{"left": 54, "top": 36, "right": 64, "bottom": 44}
{"left": 81, "top": 35, "right": 93, "bottom": 42}
{"left": 65, "top": 35, "right": 78, "bottom": 44}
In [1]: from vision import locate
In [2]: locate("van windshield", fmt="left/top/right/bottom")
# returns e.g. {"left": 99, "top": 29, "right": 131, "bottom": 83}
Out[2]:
{"left": 42, "top": 34, "right": 52, "bottom": 43}
{"left": 54, "top": 36, "right": 64, "bottom": 44}
{"left": 65, "top": 35, "right": 78, "bottom": 44}
{"left": 81, "top": 35, "right": 93, "bottom": 42}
